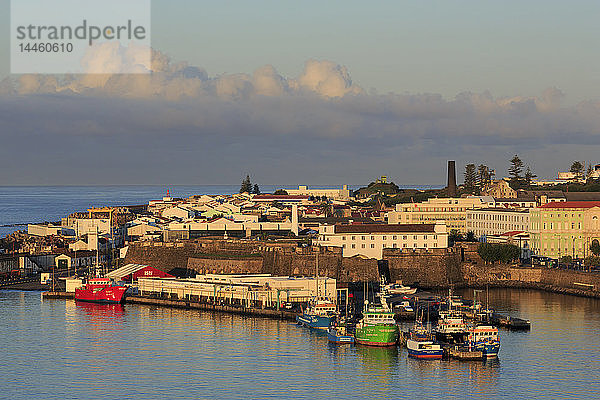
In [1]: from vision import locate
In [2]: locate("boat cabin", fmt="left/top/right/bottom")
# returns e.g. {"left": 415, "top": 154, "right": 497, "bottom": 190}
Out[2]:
{"left": 468, "top": 326, "right": 498, "bottom": 342}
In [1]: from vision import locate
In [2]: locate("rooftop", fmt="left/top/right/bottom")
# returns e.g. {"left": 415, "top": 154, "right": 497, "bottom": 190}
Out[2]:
{"left": 471, "top": 208, "right": 530, "bottom": 213}
{"left": 539, "top": 201, "right": 600, "bottom": 209}
{"left": 334, "top": 224, "right": 437, "bottom": 234}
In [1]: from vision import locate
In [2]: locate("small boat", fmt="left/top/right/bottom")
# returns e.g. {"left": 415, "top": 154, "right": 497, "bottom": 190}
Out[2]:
{"left": 383, "top": 281, "right": 417, "bottom": 295}
{"left": 405, "top": 324, "right": 443, "bottom": 360}
{"left": 467, "top": 325, "right": 500, "bottom": 357}
{"left": 397, "top": 300, "right": 413, "bottom": 313}
{"left": 296, "top": 299, "right": 337, "bottom": 330}
{"left": 74, "top": 277, "right": 128, "bottom": 304}
{"left": 327, "top": 320, "right": 355, "bottom": 344}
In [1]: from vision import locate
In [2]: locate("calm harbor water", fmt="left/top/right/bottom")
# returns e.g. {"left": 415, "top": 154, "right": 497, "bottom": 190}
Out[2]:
{"left": 1, "top": 288, "right": 599, "bottom": 399}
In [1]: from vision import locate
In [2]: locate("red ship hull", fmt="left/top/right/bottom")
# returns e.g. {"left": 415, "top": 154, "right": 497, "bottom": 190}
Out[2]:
{"left": 75, "top": 280, "right": 128, "bottom": 304}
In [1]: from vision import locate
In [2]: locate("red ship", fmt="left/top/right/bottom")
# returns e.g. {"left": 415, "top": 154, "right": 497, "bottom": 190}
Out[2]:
{"left": 74, "top": 278, "right": 128, "bottom": 304}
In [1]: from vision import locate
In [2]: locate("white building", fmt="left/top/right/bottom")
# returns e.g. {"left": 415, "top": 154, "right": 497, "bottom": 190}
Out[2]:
{"left": 162, "top": 206, "right": 197, "bottom": 220}
{"left": 28, "top": 224, "right": 74, "bottom": 237}
{"left": 72, "top": 218, "right": 111, "bottom": 236}
{"left": 285, "top": 185, "right": 351, "bottom": 200}
{"left": 316, "top": 222, "right": 448, "bottom": 259}
{"left": 127, "top": 223, "right": 163, "bottom": 240}
{"left": 466, "top": 208, "right": 530, "bottom": 239}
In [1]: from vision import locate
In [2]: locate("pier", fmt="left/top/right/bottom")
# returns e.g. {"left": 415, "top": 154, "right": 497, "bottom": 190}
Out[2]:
{"left": 41, "top": 291, "right": 300, "bottom": 321}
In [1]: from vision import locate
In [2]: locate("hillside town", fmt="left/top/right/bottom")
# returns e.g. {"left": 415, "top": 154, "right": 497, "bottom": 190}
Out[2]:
{"left": 2, "top": 158, "right": 600, "bottom": 280}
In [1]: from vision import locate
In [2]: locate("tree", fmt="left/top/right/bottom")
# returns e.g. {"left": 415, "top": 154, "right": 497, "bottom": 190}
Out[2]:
{"left": 252, "top": 184, "right": 261, "bottom": 195}
{"left": 560, "top": 256, "right": 573, "bottom": 265}
{"left": 448, "top": 229, "right": 463, "bottom": 246}
{"left": 273, "top": 189, "right": 288, "bottom": 195}
{"left": 240, "top": 175, "right": 252, "bottom": 193}
{"left": 587, "top": 164, "right": 594, "bottom": 178}
{"left": 465, "top": 231, "right": 477, "bottom": 242}
{"left": 590, "top": 240, "right": 600, "bottom": 256}
{"left": 570, "top": 161, "right": 584, "bottom": 177}
{"left": 524, "top": 166, "right": 537, "bottom": 187}
{"left": 477, "top": 243, "right": 520, "bottom": 264}
{"left": 477, "top": 164, "right": 491, "bottom": 188}
{"left": 464, "top": 164, "right": 477, "bottom": 192}
{"left": 585, "top": 255, "right": 600, "bottom": 268}
{"left": 508, "top": 155, "right": 524, "bottom": 188}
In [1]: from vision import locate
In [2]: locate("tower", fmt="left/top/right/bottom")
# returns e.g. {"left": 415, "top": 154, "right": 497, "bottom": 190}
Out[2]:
{"left": 447, "top": 160, "right": 457, "bottom": 197}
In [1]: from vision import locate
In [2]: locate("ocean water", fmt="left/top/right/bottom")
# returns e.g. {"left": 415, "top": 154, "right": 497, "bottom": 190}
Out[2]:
{"left": 0, "top": 288, "right": 599, "bottom": 399}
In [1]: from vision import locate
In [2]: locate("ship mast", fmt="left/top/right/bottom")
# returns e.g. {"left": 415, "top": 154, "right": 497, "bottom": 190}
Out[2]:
{"left": 315, "top": 249, "right": 319, "bottom": 300}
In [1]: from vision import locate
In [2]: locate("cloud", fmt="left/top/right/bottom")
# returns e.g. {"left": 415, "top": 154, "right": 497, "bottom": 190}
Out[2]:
{"left": 1, "top": 46, "right": 600, "bottom": 185}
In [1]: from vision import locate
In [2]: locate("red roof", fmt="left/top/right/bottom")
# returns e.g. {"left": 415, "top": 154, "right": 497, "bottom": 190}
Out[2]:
{"left": 500, "top": 231, "right": 526, "bottom": 237}
{"left": 539, "top": 201, "right": 600, "bottom": 209}
{"left": 253, "top": 195, "right": 309, "bottom": 200}
{"left": 334, "top": 224, "right": 436, "bottom": 234}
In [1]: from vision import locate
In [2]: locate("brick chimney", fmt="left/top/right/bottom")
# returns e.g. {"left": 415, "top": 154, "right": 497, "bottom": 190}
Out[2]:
{"left": 447, "top": 160, "right": 457, "bottom": 197}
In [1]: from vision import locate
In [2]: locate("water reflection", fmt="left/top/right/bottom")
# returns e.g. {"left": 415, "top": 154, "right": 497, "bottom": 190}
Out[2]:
{"left": 2, "top": 289, "right": 599, "bottom": 400}
{"left": 356, "top": 345, "right": 399, "bottom": 381}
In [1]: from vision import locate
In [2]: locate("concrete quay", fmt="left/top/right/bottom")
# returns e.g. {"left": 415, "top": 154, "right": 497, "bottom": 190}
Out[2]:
{"left": 41, "top": 292, "right": 299, "bottom": 321}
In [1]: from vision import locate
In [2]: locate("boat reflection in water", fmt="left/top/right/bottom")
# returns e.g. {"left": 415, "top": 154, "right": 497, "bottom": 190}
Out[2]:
{"left": 355, "top": 345, "right": 399, "bottom": 376}
{"left": 76, "top": 301, "right": 125, "bottom": 321}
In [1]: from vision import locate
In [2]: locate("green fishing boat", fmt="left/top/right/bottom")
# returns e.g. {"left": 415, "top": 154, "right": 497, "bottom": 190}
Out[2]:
{"left": 355, "top": 293, "right": 399, "bottom": 346}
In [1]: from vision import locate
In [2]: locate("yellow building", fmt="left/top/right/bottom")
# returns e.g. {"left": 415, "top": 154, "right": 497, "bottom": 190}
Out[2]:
{"left": 388, "top": 197, "right": 495, "bottom": 234}
{"left": 529, "top": 201, "right": 600, "bottom": 259}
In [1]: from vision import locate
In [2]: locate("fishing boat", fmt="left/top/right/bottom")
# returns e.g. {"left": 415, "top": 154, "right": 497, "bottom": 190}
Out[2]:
{"left": 296, "top": 299, "right": 337, "bottom": 330}
{"left": 354, "top": 290, "right": 399, "bottom": 346}
{"left": 467, "top": 325, "right": 500, "bottom": 357}
{"left": 327, "top": 319, "right": 355, "bottom": 344}
{"left": 434, "top": 310, "right": 469, "bottom": 344}
{"left": 296, "top": 251, "right": 337, "bottom": 330}
{"left": 405, "top": 324, "right": 443, "bottom": 359}
{"left": 74, "top": 277, "right": 128, "bottom": 304}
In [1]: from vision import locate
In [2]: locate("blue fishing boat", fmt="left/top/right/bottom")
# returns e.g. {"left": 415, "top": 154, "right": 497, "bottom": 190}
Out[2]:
{"left": 327, "top": 320, "right": 355, "bottom": 344}
{"left": 297, "top": 299, "right": 337, "bottom": 330}
{"left": 467, "top": 325, "right": 500, "bottom": 357}
{"left": 406, "top": 320, "right": 443, "bottom": 359}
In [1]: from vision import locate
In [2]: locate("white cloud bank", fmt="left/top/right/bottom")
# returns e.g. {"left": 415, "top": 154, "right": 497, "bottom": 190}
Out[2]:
{"left": 1, "top": 46, "right": 600, "bottom": 185}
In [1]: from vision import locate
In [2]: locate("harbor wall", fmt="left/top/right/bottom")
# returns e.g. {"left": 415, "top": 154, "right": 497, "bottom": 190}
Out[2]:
{"left": 462, "top": 263, "right": 600, "bottom": 298}
{"left": 123, "top": 240, "right": 600, "bottom": 297}
{"left": 384, "top": 248, "right": 462, "bottom": 288}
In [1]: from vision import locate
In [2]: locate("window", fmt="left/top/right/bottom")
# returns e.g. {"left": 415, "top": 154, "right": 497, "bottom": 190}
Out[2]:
{"left": 352, "top": 236, "right": 355, "bottom": 240}
{"left": 361, "top": 244, "right": 365, "bottom": 248}
{"left": 413, "top": 235, "right": 418, "bottom": 240}
{"left": 383, "top": 236, "right": 386, "bottom": 240}
{"left": 361, "top": 236, "right": 365, "bottom": 240}
{"left": 342, "top": 236, "right": 346, "bottom": 241}
{"left": 342, "top": 244, "right": 346, "bottom": 248}
{"left": 393, "top": 235, "right": 397, "bottom": 240}
{"left": 371, "top": 236, "right": 374, "bottom": 240}
{"left": 351, "top": 244, "right": 355, "bottom": 249}
{"left": 371, "top": 244, "right": 375, "bottom": 248}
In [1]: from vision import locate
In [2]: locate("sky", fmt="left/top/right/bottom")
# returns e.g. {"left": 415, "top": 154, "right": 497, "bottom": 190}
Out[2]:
{"left": 1, "top": 0, "right": 600, "bottom": 186}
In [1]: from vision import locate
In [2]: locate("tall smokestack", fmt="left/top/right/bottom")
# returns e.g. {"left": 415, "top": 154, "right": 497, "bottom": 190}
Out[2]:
{"left": 447, "top": 160, "right": 457, "bottom": 197}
